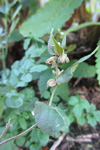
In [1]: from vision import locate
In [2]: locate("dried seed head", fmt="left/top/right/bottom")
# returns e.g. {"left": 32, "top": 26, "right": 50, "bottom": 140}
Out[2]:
{"left": 47, "top": 79, "right": 57, "bottom": 87}
{"left": 46, "top": 56, "right": 57, "bottom": 68}
{"left": 58, "top": 52, "right": 69, "bottom": 64}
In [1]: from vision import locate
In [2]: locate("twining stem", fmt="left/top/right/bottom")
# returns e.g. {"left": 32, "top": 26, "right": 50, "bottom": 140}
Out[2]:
{"left": 0, "top": 124, "right": 37, "bottom": 146}
{"left": 0, "top": 119, "right": 11, "bottom": 141}
{"left": 49, "top": 85, "right": 58, "bottom": 106}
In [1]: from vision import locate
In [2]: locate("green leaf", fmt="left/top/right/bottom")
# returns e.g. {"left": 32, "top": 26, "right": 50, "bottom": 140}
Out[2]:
{"left": 54, "top": 82, "right": 69, "bottom": 101}
{"left": 34, "top": 101, "right": 65, "bottom": 137}
{"left": 87, "top": 115, "right": 97, "bottom": 126}
{"left": 6, "top": 91, "right": 23, "bottom": 108}
{"left": 56, "top": 46, "right": 99, "bottom": 83}
{"left": 37, "top": 130, "right": 49, "bottom": 146}
{"left": 77, "top": 115, "right": 86, "bottom": 125}
{"left": 20, "top": 0, "right": 83, "bottom": 37}
{"left": 61, "top": 116, "right": 70, "bottom": 132}
{"left": 26, "top": 45, "right": 46, "bottom": 58}
{"left": 93, "top": 111, "right": 100, "bottom": 122}
{"left": 42, "top": 91, "right": 50, "bottom": 99}
{"left": 80, "top": 99, "right": 90, "bottom": 109}
{"left": 30, "top": 64, "right": 48, "bottom": 73}
{"left": 56, "top": 67, "right": 73, "bottom": 83}
{"left": 61, "top": 34, "right": 66, "bottom": 48}
{"left": 73, "top": 62, "right": 96, "bottom": 78}
{"left": 0, "top": 140, "right": 18, "bottom": 150}
{"left": 0, "top": 101, "right": 4, "bottom": 115}
{"left": 86, "top": 104, "right": 96, "bottom": 113}
{"left": 48, "top": 28, "right": 55, "bottom": 55}
{"left": 18, "top": 117, "right": 27, "bottom": 130}
{"left": 16, "top": 137, "right": 25, "bottom": 146}
{"left": 38, "top": 68, "right": 54, "bottom": 95}
{"left": 52, "top": 36, "right": 63, "bottom": 55}
{"left": 23, "top": 38, "right": 31, "bottom": 50}
{"left": 20, "top": 88, "right": 35, "bottom": 100}
{"left": 73, "top": 104, "right": 83, "bottom": 117}
{"left": 21, "top": 73, "right": 33, "bottom": 82}
{"left": 8, "top": 29, "right": 24, "bottom": 42}
{"left": 67, "top": 96, "right": 78, "bottom": 105}
{"left": 95, "top": 46, "right": 100, "bottom": 85}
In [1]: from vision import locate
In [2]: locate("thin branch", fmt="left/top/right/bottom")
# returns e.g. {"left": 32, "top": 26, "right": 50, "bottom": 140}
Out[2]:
{"left": 0, "top": 119, "right": 11, "bottom": 140}
{"left": 50, "top": 133, "right": 66, "bottom": 150}
{"left": 0, "top": 124, "right": 37, "bottom": 146}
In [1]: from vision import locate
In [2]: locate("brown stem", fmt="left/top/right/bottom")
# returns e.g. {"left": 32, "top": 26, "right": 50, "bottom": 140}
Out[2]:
{"left": 0, "top": 119, "right": 11, "bottom": 140}
{"left": 0, "top": 124, "right": 37, "bottom": 146}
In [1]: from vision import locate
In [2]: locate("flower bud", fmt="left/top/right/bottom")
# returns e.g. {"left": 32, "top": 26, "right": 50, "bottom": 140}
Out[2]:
{"left": 58, "top": 52, "right": 69, "bottom": 64}
{"left": 46, "top": 56, "right": 57, "bottom": 68}
{"left": 47, "top": 79, "right": 57, "bottom": 87}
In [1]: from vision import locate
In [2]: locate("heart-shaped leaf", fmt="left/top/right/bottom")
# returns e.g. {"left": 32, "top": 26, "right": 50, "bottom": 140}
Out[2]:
{"left": 34, "top": 102, "right": 65, "bottom": 137}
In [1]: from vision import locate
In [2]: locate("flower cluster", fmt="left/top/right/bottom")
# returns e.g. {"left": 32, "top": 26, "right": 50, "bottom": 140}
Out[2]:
{"left": 46, "top": 34, "right": 69, "bottom": 87}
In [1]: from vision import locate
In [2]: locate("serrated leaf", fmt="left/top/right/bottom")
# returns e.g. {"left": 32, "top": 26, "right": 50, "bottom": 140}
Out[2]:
{"left": 67, "top": 96, "right": 78, "bottom": 105}
{"left": 73, "top": 104, "right": 83, "bottom": 117}
{"left": 80, "top": 99, "right": 90, "bottom": 109}
{"left": 77, "top": 115, "right": 86, "bottom": 125}
{"left": 18, "top": 117, "right": 27, "bottom": 130}
{"left": 37, "top": 130, "right": 49, "bottom": 146}
{"left": 86, "top": 104, "right": 96, "bottom": 113}
{"left": 93, "top": 111, "right": 100, "bottom": 122}
{"left": 87, "top": 115, "right": 97, "bottom": 126}
{"left": 34, "top": 101, "right": 65, "bottom": 137}
{"left": 20, "top": 0, "right": 83, "bottom": 37}
{"left": 95, "top": 46, "right": 100, "bottom": 85}
{"left": 52, "top": 36, "right": 63, "bottom": 55}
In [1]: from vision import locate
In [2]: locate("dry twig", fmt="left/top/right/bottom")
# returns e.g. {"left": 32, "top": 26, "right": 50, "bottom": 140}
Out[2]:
{"left": 50, "top": 133, "right": 66, "bottom": 150}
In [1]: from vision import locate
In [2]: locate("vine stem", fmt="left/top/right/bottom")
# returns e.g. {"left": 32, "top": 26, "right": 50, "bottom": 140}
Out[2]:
{"left": 49, "top": 85, "right": 58, "bottom": 106}
{"left": 0, "top": 124, "right": 37, "bottom": 146}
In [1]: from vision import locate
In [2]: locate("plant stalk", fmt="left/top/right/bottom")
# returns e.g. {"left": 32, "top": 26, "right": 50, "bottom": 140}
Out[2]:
{"left": 49, "top": 85, "right": 58, "bottom": 106}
